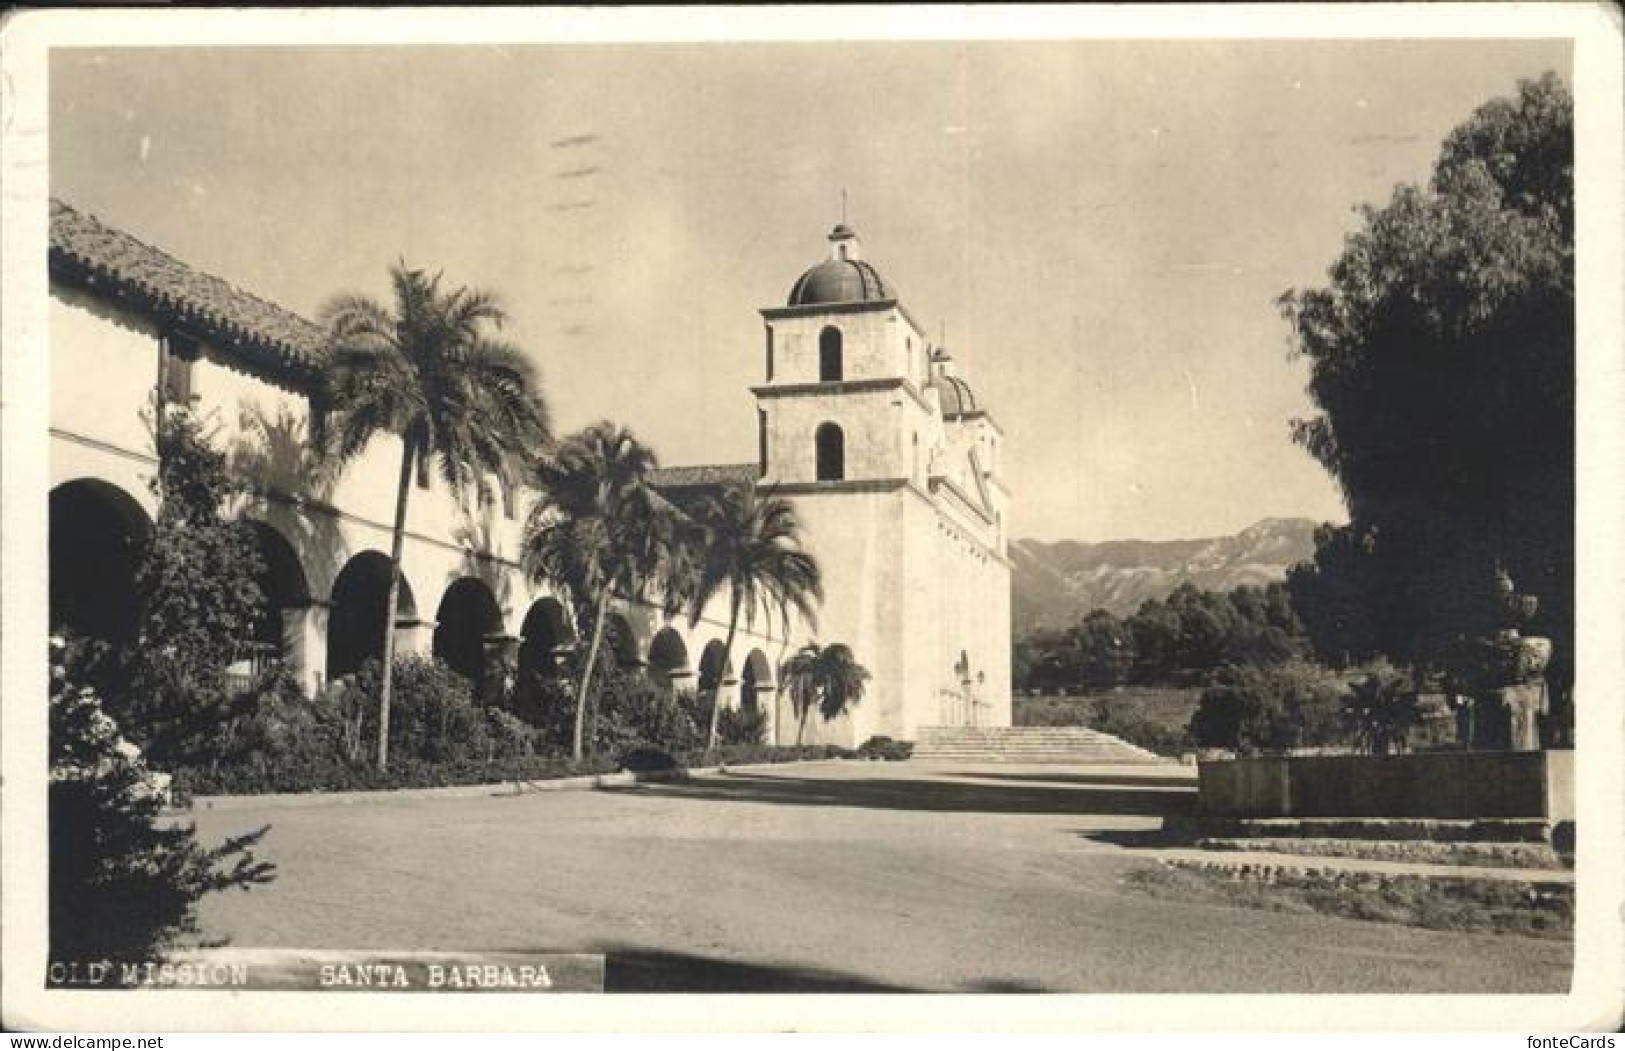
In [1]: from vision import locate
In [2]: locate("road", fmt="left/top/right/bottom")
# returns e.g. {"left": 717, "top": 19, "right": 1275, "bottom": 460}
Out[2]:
{"left": 190, "top": 761, "right": 1571, "bottom": 993}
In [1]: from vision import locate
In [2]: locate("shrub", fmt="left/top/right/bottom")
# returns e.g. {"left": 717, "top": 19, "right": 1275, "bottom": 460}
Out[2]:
{"left": 203, "top": 662, "right": 354, "bottom": 781}
{"left": 590, "top": 674, "right": 704, "bottom": 757}
{"left": 717, "top": 704, "right": 769, "bottom": 747}
{"left": 1092, "top": 696, "right": 1193, "bottom": 757}
{"left": 1342, "top": 660, "right": 1417, "bottom": 754}
{"left": 116, "top": 406, "right": 267, "bottom": 767}
{"left": 1189, "top": 661, "right": 1351, "bottom": 755}
{"left": 855, "top": 735, "right": 914, "bottom": 761}
{"left": 681, "top": 743, "right": 853, "bottom": 767}
{"left": 49, "top": 636, "right": 273, "bottom": 963}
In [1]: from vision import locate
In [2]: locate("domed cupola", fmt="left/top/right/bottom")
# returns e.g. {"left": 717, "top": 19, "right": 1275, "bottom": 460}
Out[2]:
{"left": 787, "top": 224, "right": 896, "bottom": 307}
{"left": 929, "top": 346, "right": 978, "bottom": 416}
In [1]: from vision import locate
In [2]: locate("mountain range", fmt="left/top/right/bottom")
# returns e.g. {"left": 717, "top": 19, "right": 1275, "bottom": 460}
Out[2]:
{"left": 1010, "top": 517, "right": 1321, "bottom": 633}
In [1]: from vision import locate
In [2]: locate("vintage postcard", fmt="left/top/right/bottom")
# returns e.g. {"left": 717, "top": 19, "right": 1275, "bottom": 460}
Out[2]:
{"left": 2, "top": 4, "right": 1621, "bottom": 1034}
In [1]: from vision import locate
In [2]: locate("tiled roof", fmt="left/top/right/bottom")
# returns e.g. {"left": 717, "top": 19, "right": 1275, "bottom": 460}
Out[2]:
{"left": 646, "top": 463, "right": 759, "bottom": 490}
{"left": 49, "top": 198, "right": 326, "bottom": 382}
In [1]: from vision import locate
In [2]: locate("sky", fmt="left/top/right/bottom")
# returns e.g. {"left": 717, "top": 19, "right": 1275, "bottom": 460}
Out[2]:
{"left": 49, "top": 38, "right": 1569, "bottom": 542}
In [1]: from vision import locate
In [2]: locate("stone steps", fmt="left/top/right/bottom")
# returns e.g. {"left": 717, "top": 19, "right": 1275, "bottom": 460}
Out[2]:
{"left": 912, "top": 726, "right": 1169, "bottom": 765}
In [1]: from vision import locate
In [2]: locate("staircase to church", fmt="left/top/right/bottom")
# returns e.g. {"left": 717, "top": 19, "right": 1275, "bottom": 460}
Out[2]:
{"left": 912, "top": 726, "right": 1171, "bottom": 765}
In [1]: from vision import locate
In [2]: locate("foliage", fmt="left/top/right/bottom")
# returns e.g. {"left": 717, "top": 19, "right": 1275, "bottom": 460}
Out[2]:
{"left": 502, "top": 647, "right": 709, "bottom": 761}
{"left": 522, "top": 421, "right": 673, "bottom": 761}
{"left": 204, "top": 662, "right": 359, "bottom": 781}
{"left": 682, "top": 743, "right": 853, "bottom": 767}
{"left": 170, "top": 655, "right": 561, "bottom": 795}
{"left": 674, "top": 481, "right": 823, "bottom": 757}
{"left": 1342, "top": 660, "right": 1418, "bottom": 755}
{"left": 118, "top": 407, "right": 266, "bottom": 765}
{"left": 717, "top": 705, "right": 770, "bottom": 747}
{"left": 855, "top": 736, "right": 914, "bottom": 762}
{"left": 49, "top": 636, "right": 274, "bottom": 963}
{"left": 1188, "top": 661, "right": 1351, "bottom": 755}
{"left": 1014, "top": 582, "right": 1307, "bottom": 693}
{"left": 320, "top": 261, "right": 551, "bottom": 771}
{"left": 1014, "top": 688, "right": 1202, "bottom": 756}
{"left": 780, "top": 642, "right": 871, "bottom": 746}
{"left": 1091, "top": 695, "right": 1194, "bottom": 757}
{"left": 1124, "top": 864, "right": 1571, "bottom": 941}
{"left": 1280, "top": 74, "right": 1573, "bottom": 693}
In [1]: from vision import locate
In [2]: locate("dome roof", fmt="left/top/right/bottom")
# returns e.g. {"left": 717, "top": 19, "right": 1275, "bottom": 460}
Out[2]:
{"left": 932, "top": 373, "right": 978, "bottom": 416}
{"left": 786, "top": 224, "right": 895, "bottom": 307}
{"left": 787, "top": 257, "right": 893, "bottom": 307}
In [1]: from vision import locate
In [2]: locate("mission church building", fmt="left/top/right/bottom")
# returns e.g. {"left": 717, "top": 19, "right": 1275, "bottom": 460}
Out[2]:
{"left": 45, "top": 200, "right": 1011, "bottom": 746}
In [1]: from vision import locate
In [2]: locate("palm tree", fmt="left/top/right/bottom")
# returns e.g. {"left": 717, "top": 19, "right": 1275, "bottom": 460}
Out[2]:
{"left": 320, "top": 262, "right": 550, "bottom": 771}
{"left": 780, "top": 642, "right": 871, "bottom": 746}
{"left": 521, "top": 421, "right": 675, "bottom": 761}
{"left": 680, "top": 482, "right": 822, "bottom": 758}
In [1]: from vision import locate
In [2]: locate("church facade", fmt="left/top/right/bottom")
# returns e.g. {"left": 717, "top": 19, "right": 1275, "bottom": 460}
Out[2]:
{"left": 45, "top": 200, "right": 1010, "bottom": 747}
{"left": 752, "top": 224, "right": 1012, "bottom": 740}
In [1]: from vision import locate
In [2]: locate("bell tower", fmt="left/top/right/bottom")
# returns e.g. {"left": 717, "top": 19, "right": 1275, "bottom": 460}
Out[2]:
{"left": 754, "top": 224, "right": 933, "bottom": 488}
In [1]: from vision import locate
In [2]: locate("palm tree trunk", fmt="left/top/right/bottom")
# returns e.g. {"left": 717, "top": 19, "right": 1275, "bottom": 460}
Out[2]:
{"left": 574, "top": 591, "right": 611, "bottom": 763}
{"left": 376, "top": 436, "right": 417, "bottom": 772}
{"left": 704, "top": 595, "right": 741, "bottom": 760}
{"left": 796, "top": 701, "right": 809, "bottom": 747}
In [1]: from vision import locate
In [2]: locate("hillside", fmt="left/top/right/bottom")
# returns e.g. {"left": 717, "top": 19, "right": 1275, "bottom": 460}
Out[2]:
{"left": 1010, "top": 517, "right": 1320, "bottom": 632}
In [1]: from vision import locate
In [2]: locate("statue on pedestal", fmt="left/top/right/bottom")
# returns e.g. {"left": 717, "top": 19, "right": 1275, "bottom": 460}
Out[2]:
{"left": 1456, "top": 568, "right": 1551, "bottom": 751}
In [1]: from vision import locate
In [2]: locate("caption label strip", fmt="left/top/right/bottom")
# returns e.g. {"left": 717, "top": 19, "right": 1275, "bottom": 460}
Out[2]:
{"left": 47, "top": 950, "right": 606, "bottom": 992}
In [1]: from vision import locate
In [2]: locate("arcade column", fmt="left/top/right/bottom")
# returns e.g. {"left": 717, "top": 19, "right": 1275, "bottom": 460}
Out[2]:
{"left": 281, "top": 601, "right": 330, "bottom": 698}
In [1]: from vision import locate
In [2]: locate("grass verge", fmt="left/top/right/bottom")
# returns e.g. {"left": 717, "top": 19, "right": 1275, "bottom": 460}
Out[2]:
{"left": 1123, "top": 862, "right": 1573, "bottom": 940}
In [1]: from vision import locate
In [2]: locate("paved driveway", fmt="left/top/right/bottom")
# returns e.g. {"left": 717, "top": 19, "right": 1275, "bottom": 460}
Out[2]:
{"left": 191, "top": 761, "right": 1571, "bottom": 993}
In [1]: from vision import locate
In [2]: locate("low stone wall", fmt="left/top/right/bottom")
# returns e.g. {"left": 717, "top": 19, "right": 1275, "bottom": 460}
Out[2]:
{"left": 1198, "top": 750, "right": 1574, "bottom": 821}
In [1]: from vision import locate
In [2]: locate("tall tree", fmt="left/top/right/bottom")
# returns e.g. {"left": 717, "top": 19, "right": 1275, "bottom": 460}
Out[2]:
{"left": 521, "top": 421, "right": 673, "bottom": 761}
{"left": 1279, "top": 74, "right": 1573, "bottom": 692}
{"left": 321, "top": 263, "right": 551, "bottom": 771}
{"left": 779, "top": 641, "right": 870, "bottom": 746}
{"left": 678, "top": 482, "right": 822, "bottom": 758}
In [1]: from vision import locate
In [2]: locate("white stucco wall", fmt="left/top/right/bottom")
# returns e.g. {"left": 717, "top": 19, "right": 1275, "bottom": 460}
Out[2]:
{"left": 47, "top": 282, "right": 785, "bottom": 703}
{"left": 50, "top": 224, "right": 1014, "bottom": 744}
{"left": 764, "top": 305, "right": 928, "bottom": 387}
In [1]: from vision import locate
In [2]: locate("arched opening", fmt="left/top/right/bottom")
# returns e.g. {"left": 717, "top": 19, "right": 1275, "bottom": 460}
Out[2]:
{"left": 647, "top": 627, "right": 691, "bottom": 691}
{"left": 603, "top": 611, "right": 640, "bottom": 669}
{"left": 519, "top": 597, "right": 573, "bottom": 680}
{"left": 819, "top": 326, "right": 843, "bottom": 382}
{"left": 741, "top": 648, "right": 772, "bottom": 713}
{"left": 816, "top": 422, "right": 845, "bottom": 482}
{"left": 327, "top": 551, "right": 417, "bottom": 679}
{"left": 698, "top": 639, "right": 731, "bottom": 708}
{"left": 433, "top": 577, "right": 504, "bottom": 688}
{"left": 49, "top": 479, "right": 151, "bottom": 646}
{"left": 239, "top": 519, "right": 311, "bottom": 680}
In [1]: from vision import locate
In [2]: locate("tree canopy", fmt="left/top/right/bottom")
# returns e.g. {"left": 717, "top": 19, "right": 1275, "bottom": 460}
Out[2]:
{"left": 320, "top": 262, "right": 551, "bottom": 769}
{"left": 1280, "top": 73, "right": 1573, "bottom": 688}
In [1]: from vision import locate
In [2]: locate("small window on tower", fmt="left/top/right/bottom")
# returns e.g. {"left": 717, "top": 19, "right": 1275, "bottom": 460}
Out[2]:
{"left": 819, "top": 327, "right": 843, "bottom": 382}
{"left": 758, "top": 409, "right": 769, "bottom": 477}
{"left": 815, "top": 422, "right": 845, "bottom": 482}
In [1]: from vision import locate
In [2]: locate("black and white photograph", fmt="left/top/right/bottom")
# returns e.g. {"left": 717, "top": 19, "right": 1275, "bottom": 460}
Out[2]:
{"left": 1, "top": 4, "right": 1621, "bottom": 1035}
